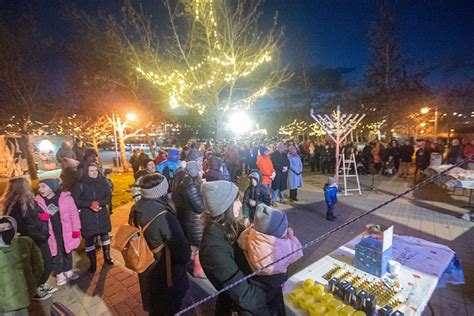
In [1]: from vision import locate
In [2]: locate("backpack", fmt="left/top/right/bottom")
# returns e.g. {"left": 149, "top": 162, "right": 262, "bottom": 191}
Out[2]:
{"left": 112, "top": 210, "right": 172, "bottom": 285}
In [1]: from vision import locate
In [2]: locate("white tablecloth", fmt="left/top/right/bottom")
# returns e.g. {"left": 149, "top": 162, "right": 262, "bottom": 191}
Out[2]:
{"left": 283, "top": 235, "right": 455, "bottom": 316}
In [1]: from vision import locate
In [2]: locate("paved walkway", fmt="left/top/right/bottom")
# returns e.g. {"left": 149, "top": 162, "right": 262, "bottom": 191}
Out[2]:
{"left": 30, "top": 170, "right": 474, "bottom": 315}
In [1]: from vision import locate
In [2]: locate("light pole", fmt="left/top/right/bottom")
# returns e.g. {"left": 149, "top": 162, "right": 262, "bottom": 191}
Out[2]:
{"left": 112, "top": 113, "right": 120, "bottom": 168}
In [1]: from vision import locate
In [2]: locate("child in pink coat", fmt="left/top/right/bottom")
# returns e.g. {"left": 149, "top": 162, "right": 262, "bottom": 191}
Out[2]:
{"left": 238, "top": 203, "right": 303, "bottom": 275}
{"left": 35, "top": 179, "right": 81, "bottom": 286}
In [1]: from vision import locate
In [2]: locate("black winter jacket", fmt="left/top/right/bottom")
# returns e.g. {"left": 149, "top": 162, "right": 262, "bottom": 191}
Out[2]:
{"left": 173, "top": 173, "right": 205, "bottom": 247}
{"left": 400, "top": 145, "right": 415, "bottom": 162}
{"left": 130, "top": 198, "right": 190, "bottom": 314}
{"left": 242, "top": 185, "right": 271, "bottom": 221}
{"left": 72, "top": 176, "right": 112, "bottom": 238}
{"left": 270, "top": 151, "right": 290, "bottom": 191}
{"left": 200, "top": 222, "right": 285, "bottom": 315}
{"left": 204, "top": 156, "right": 224, "bottom": 182}
{"left": 7, "top": 203, "right": 49, "bottom": 243}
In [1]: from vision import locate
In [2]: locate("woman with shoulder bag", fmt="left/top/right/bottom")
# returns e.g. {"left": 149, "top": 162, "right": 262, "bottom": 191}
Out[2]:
{"left": 129, "top": 173, "right": 190, "bottom": 316}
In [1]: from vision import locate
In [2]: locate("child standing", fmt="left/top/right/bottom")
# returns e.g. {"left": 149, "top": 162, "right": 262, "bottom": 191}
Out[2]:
{"left": 0, "top": 216, "right": 45, "bottom": 313}
{"left": 242, "top": 170, "right": 271, "bottom": 226}
{"left": 238, "top": 204, "right": 303, "bottom": 314}
{"left": 324, "top": 177, "right": 339, "bottom": 221}
{"left": 36, "top": 179, "right": 81, "bottom": 286}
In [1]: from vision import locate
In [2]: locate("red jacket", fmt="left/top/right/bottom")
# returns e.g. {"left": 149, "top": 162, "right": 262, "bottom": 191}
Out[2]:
{"left": 257, "top": 155, "right": 275, "bottom": 185}
{"left": 464, "top": 144, "right": 474, "bottom": 163}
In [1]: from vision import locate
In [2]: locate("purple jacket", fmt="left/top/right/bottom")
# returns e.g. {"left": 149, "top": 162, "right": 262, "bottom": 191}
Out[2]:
{"left": 35, "top": 192, "right": 82, "bottom": 256}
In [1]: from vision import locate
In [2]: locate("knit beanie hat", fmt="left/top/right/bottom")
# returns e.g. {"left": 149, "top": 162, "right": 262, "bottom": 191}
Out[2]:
{"left": 259, "top": 146, "right": 269, "bottom": 155}
{"left": 168, "top": 148, "right": 180, "bottom": 156}
{"left": 186, "top": 161, "right": 202, "bottom": 178}
{"left": 39, "top": 178, "right": 60, "bottom": 193}
{"left": 186, "top": 149, "right": 204, "bottom": 162}
{"left": 254, "top": 204, "right": 288, "bottom": 238}
{"left": 328, "top": 177, "right": 337, "bottom": 186}
{"left": 84, "top": 148, "right": 98, "bottom": 158}
{"left": 201, "top": 180, "right": 238, "bottom": 217}
{"left": 140, "top": 175, "right": 169, "bottom": 200}
{"left": 248, "top": 169, "right": 261, "bottom": 184}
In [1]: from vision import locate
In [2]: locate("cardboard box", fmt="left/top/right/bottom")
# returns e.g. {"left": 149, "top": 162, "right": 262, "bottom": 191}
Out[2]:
{"left": 354, "top": 225, "right": 394, "bottom": 277}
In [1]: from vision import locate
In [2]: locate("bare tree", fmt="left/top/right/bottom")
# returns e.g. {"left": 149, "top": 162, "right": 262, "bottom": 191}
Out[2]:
{"left": 0, "top": 15, "right": 58, "bottom": 180}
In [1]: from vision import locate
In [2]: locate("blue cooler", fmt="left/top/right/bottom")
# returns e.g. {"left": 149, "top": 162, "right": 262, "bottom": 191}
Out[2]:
{"left": 354, "top": 236, "right": 392, "bottom": 277}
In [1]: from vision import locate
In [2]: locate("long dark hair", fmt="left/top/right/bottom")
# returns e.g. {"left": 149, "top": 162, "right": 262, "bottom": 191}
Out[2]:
{"left": 203, "top": 193, "right": 244, "bottom": 243}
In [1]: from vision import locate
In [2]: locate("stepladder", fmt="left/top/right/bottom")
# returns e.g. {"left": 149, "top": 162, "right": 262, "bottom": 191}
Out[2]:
{"left": 338, "top": 152, "right": 362, "bottom": 196}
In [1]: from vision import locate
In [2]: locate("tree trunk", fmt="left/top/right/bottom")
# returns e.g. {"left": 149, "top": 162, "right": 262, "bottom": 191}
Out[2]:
{"left": 118, "top": 127, "right": 130, "bottom": 172}
{"left": 91, "top": 137, "right": 101, "bottom": 164}
{"left": 23, "top": 133, "right": 38, "bottom": 181}
{"left": 145, "top": 133, "right": 156, "bottom": 159}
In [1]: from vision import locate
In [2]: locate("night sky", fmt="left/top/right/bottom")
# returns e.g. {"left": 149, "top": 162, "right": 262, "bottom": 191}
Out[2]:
{"left": 3, "top": 0, "right": 473, "bottom": 94}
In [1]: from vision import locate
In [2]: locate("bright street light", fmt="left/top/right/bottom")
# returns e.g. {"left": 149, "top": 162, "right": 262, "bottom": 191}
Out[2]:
{"left": 126, "top": 113, "right": 137, "bottom": 121}
{"left": 419, "top": 122, "right": 427, "bottom": 127}
{"left": 226, "top": 111, "right": 253, "bottom": 135}
{"left": 420, "top": 107, "right": 430, "bottom": 114}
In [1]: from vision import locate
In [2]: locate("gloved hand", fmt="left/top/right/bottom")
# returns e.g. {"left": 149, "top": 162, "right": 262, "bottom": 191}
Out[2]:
{"left": 72, "top": 231, "right": 81, "bottom": 239}
{"left": 90, "top": 201, "right": 100, "bottom": 211}
{"left": 38, "top": 212, "right": 51, "bottom": 221}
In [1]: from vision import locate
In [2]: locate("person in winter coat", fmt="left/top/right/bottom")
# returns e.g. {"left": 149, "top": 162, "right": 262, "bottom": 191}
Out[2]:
{"left": 248, "top": 143, "right": 259, "bottom": 171}
{"left": 242, "top": 170, "right": 271, "bottom": 226}
{"left": 238, "top": 204, "right": 303, "bottom": 276}
{"left": 271, "top": 143, "right": 290, "bottom": 205}
{"left": 288, "top": 146, "right": 303, "bottom": 202}
{"left": 399, "top": 140, "right": 415, "bottom": 177}
{"left": 200, "top": 180, "right": 287, "bottom": 315}
{"left": 72, "top": 163, "right": 112, "bottom": 273}
{"left": 130, "top": 149, "right": 141, "bottom": 178}
{"left": 204, "top": 156, "right": 225, "bottom": 182}
{"left": 157, "top": 148, "right": 181, "bottom": 187}
{"left": 56, "top": 141, "right": 76, "bottom": 169}
{"left": 0, "top": 216, "right": 44, "bottom": 314}
{"left": 129, "top": 174, "right": 190, "bottom": 315}
{"left": 60, "top": 167, "right": 79, "bottom": 192}
{"left": 153, "top": 149, "right": 168, "bottom": 167}
{"left": 464, "top": 139, "right": 474, "bottom": 170}
{"left": 225, "top": 144, "right": 240, "bottom": 183}
{"left": 320, "top": 144, "right": 333, "bottom": 174}
{"left": 36, "top": 178, "right": 81, "bottom": 286}
{"left": 256, "top": 146, "right": 275, "bottom": 192}
{"left": 72, "top": 139, "right": 85, "bottom": 162}
{"left": 1, "top": 178, "right": 54, "bottom": 300}
{"left": 76, "top": 148, "right": 100, "bottom": 180}
{"left": 387, "top": 140, "right": 401, "bottom": 172}
{"left": 324, "top": 177, "right": 339, "bottom": 221}
{"left": 415, "top": 142, "right": 430, "bottom": 178}
{"left": 138, "top": 148, "right": 150, "bottom": 169}
{"left": 131, "top": 159, "right": 156, "bottom": 201}
{"left": 446, "top": 139, "right": 464, "bottom": 165}
{"left": 308, "top": 142, "right": 316, "bottom": 172}
{"left": 173, "top": 161, "right": 206, "bottom": 278}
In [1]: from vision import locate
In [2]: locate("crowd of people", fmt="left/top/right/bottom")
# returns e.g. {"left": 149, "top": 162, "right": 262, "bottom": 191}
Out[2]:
{"left": 1, "top": 135, "right": 473, "bottom": 315}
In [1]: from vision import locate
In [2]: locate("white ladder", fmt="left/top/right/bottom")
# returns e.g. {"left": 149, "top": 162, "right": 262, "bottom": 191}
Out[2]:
{"left": 340, "top": 152, "right": 362, "bottom": 196}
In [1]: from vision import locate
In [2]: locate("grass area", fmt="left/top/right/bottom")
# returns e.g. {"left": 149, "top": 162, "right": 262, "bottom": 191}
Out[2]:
{"left": 109, "top": 171, "right": 135, "bottom": 208}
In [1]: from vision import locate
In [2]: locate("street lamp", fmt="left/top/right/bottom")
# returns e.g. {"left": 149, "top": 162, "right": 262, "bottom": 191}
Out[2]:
{"left": 419, "top": 106, "right": 438, "bottom": 137}
{"left": 420, "top": 107, "right": 430, "bottom": 114}
{"left": 126, "top": 113, "right": 137, "bottom": 121}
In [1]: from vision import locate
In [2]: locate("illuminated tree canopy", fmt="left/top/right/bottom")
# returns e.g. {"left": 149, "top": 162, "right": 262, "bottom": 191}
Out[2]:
{"left": 134, "top": 0, "right": 291, "bottom": 115}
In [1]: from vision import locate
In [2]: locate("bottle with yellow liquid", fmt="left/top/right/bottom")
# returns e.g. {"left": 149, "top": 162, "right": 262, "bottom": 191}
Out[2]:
{"left": 327, "top": 299, "right": 344, "bottom": 312}
{"left": 321, "top": 293, "right": 335, "bottom": 305}
{"left": 310, "top": 284, "right": 326, "bottom": 302}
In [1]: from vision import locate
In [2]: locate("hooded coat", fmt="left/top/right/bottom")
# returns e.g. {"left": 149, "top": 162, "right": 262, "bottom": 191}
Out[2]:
{"left": 72, "top": 176, "right": 111, "bottom": 238}
{"left": 199, "top": 222, "right": 286, "bottom": 315}
{"left": 129, "top": 197, "right": 190, "bottom": 315}
{"left": 242, "top": 170, "right": 271, "bottom": 220}
{"left": 270, "top": 151, "right": 290, "bottom": 191}
{"left": 256, "top": 155, "right": 275, "bottom": 185}
{"left": 0, "top": 216, "right": 44, "bottom": 313}
{"left": 35, "top": 191, "right": 82, "bottom": 256}
{"left": 288, "top": 154, "right": 303, "bottom": 190}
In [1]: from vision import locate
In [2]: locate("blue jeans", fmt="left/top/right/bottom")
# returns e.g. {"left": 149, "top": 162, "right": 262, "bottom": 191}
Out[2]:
{"left": 327, "top": 204, "right": 335, "bottom": 219}
{"left": 273, "top": 190, "right": 285, "bottom": 203}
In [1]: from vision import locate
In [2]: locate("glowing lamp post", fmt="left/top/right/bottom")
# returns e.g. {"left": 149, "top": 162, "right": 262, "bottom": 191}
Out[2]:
{"left": 419, "top": 106, "right": 438, "bottom": 137}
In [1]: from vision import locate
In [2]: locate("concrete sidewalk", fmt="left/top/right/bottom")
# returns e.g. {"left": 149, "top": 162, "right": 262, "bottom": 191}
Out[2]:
{"left": 30, "top": 171, "right": 474, "bottom": 315}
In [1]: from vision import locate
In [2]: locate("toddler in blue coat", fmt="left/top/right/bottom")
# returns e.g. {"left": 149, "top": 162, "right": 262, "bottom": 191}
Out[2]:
{"left": 324, "top": 177, "right": 339, "bottom": 221}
